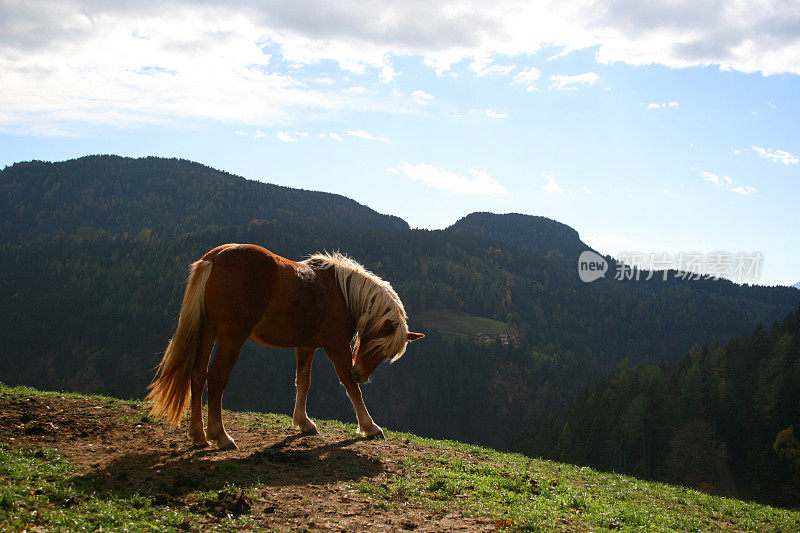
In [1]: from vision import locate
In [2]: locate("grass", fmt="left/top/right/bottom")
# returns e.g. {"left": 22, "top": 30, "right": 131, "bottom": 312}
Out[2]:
{"left": 0, "top": 385, "right": 261, "bottom": 531}
{"left": 357, "top": 435, "right": 800, "bottom": 532}
{"left": 0, "top": 445, "right": 219, "bottom": 532}
{"left": 0, "top": 443, "right": 270, "bottom": 532}
{"left": 2, "top": 383, "right": 800, "bottom": 531}
{"left": 417, "top": 308, "right": 515, "bottom": 337}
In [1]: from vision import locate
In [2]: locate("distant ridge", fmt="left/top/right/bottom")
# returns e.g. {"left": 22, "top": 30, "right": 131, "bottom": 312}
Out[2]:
{"left": 0, "top": 155, "right": 408, "bottom": 243}
{"left": 447, "top": 211, "right": 589, "bottom": 260}
{"left": 793, "top": 281, "right": 800, "bottom": 290}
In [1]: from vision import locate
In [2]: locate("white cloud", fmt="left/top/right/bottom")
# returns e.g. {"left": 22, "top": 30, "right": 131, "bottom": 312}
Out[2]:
{"left": 549, "top": 72, "right": 598, "bottom": 90}
{"left": 276, "top": 131, "right": 297, "bottom": 142}
{"left": 252, "top": 2, "right": 800, "bottom": 77}
{"left": 549, "top": 72, "right": 597, "bottom": 91}
{"left": 701, "top": 170, "right": 755, "bottom": 195}
{"left": 385, "top": 167, "right": 399, "bottom": 175}
{"left": 0, "top": 5, "right": 371, "bottom": 134}
{"left": 411, "top": 90, "right": 434, "bottom": 104}
{"left": 393, "top": 161, "right": 508, "bottom": 195}
{"left": 328, "top": 132, "right": 343, "bottom": 141}
{"left": 4, "top": 1, "right": 800, "bottom": 134}
{"left": 582, "top": 186, "right": 593, "bottom": 194}
{"left": 751, "top": 145, "right": 799, "bottom": 165}
{"left": 347, "top": 129, "right": 389, "bottom": 142}
{"left": 647, "top": 101, "right": 679, "bottom": 110}
{"left": 542, "top": 173, "right": 563, "bottom": 194}
{"left": 485, "top": 109, "right": 507, "bottom": 118}
{"left": 294, "top": 131, "right": 309, "bottom": 138}
{"left": 511, "top": 67, "right": 541, "bottom": 92}
{"left": 379, "top": 60, "right": 400, "bottom": 83}
{"left": 469, "top": 56, "right": 515, "bottom": 77}
{"left": 702, "top": 171, "right": 723, "bottom": 186}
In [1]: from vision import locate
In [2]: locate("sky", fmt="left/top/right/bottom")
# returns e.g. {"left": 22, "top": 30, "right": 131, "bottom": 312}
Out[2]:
{"left": 1, "top": 0, "right": 799, "bottom": 286}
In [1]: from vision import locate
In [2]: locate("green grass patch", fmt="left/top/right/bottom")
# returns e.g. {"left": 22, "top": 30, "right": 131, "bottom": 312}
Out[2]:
{"left": 360, "top": 434, "right": 800, "bottom": 532}
{"left": 0, "top": 444, "right": 265, "bottom": 532}
{"left": 0, "top": 381, "right": 140, "bottom": 406}
{"left": 417, "top": 309, "right": 515, "bottom": 337}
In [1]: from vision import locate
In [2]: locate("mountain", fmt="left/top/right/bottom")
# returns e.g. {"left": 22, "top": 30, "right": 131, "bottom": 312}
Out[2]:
{"left": 0, "top": 155, "right": 408, "bottom": 244}
{"left": 0, "top": 155, "right": 798, "bottom": 458}
{"left": 447, "top": 212, "right": 588, "bottom": 260}
{"left": 793, "top": 281, "right": 800, "bottom": 290}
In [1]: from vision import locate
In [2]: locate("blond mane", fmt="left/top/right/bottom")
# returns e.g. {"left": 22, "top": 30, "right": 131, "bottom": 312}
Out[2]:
{"left": 306, "top": 252, "right": 409, "bottom": 362}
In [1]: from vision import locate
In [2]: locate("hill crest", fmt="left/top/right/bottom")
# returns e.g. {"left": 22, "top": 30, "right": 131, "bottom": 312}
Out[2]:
{"left": 0, "top": 155, "right": 409, "bottom": 244}
{"left": 447, "top": 211, "right": 589, "bottom": 260}
{"left": 1, "top": 384, "right": 797, "bottom": 532}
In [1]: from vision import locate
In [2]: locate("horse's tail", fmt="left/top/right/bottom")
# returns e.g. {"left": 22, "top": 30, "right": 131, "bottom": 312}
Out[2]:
{"left": 146, "top": 259, "right": 213, "bottom": 425}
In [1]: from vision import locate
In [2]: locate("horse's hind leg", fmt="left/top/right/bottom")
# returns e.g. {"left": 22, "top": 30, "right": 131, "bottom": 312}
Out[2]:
{"left": 292, "top": 347, "right": 318, "bottom": 435}
{"left": 188, "top": 324, "right": 216, "bottom": 447}
{"left": 206, "top": 335, "right": 246, "bottom": 450}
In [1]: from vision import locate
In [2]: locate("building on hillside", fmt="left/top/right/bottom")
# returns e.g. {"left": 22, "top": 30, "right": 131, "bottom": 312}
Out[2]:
{"left": 470, "top": 332, "right": 520, "bottom": 347}
{"left": 471, "top": 332, "right": 493, "bottom": 344}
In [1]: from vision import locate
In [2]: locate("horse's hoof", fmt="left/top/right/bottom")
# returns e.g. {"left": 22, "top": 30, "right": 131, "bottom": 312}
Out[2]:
{"left": 218, "top": 440, "right": 238, "bottom": 451}
{"left": 192, "top": 440, "right": 210, "bottom": 449}
{"left": 359, "top": 426, "right": 385, "bottom": 440}
{"left": 367, "top": 430, "right": 385, "bottom": 440}
{"left": 294, "top": 419, "right": 318, "bottom": 435}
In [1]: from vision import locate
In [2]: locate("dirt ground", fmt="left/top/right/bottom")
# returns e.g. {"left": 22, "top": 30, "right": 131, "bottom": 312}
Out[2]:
{"left": 0, "top": 392, "right": 497, "bottom": 532}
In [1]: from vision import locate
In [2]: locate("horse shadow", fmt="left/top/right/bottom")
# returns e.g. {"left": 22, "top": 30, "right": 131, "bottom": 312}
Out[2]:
{"left": 73, "top": 434, "right": 384, "bottom": 499}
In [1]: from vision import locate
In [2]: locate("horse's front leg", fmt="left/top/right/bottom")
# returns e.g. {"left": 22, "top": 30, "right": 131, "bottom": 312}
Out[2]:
{"left": 328, "top": 346, "right": 384, "bottom": 439}
{"left": 292, "top": 347, "right": 318, "bottom": 434}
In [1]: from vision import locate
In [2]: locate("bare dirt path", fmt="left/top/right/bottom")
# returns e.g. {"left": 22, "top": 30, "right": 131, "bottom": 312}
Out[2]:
{"left": 0, "top": 392, "right": 497, "bottom": 532}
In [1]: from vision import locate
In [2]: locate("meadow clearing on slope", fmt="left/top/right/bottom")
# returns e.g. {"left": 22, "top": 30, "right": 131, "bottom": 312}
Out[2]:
{"left": 0, "top": 384, "right": 797, "bottom": 532}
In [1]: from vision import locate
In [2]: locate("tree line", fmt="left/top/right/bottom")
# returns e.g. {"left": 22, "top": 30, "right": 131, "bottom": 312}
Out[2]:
{"left": 514, "top": 304, "right": 800, "bottom": 506}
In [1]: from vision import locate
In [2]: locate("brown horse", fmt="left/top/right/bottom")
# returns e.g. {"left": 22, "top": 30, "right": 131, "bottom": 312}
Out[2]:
{"left": 146, "top": 244, "right": 424, "bottom": 450}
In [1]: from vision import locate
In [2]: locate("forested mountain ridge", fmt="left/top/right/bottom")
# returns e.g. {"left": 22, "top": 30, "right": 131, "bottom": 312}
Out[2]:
{"left": 514, "top": 303, "right": 800, "bottom": 506}
{"left": 447, "top": 211, "right": 588, "bottom": 260}
{"left": 1, "top": 155, "right": 798, "bottom": 486}
{"left": 0, "top": 155, "right": 408, "bottom": 244}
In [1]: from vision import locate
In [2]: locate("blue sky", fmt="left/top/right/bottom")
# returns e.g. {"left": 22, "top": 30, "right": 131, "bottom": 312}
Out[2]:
{"left": 1, "top": 1, "right": 798, "bottom": 286}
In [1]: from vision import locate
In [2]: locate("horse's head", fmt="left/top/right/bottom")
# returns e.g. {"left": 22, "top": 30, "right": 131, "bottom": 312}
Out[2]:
{"left": 351, "top": 319, "right": 424, "bottom": 383}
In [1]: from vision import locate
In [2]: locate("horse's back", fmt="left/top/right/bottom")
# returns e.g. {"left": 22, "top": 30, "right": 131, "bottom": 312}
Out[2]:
{"left": 201, "top": 244, "right": 281, "bottom": 336}
{"left": 201, "top": 244, "right": 329, "bottom": 346}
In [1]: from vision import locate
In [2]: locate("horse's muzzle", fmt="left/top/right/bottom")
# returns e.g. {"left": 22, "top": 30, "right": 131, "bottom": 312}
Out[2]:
{"left": 351, "top": 368, "right": 366, "bottom": 384}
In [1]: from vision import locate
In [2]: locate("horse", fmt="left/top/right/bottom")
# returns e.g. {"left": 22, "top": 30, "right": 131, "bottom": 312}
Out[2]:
{"left": 146, "top": 243, "right": 424, "bottom": 450}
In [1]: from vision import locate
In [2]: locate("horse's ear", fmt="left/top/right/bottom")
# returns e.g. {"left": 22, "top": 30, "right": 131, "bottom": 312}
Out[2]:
{"left": 407, "top": 331, "right": 425, "bottom": 342}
